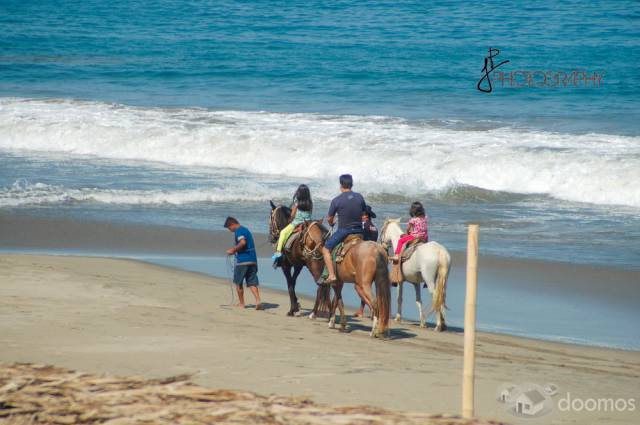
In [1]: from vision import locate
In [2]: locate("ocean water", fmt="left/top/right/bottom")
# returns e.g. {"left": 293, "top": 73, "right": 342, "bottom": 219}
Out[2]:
{"left": 1, "top": 0, "right": 639, "bottom": 271}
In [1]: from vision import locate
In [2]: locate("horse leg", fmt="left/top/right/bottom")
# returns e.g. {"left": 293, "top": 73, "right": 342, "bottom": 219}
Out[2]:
{"left": 328, "top": 283, "right": 342, "bottom": 329}
{"left": 437, "top": 309, "right": 446, "bottom": 332}
{"left": 339, "top": 297, "right": 347, "bottom": 331}
{"left": 291, "top": 264, "right": 303, "bottom": 314}
{"left": 353, "top": 284, "right": 367, "bottom": 316}
{"left": 414, "top": 282, "right": 426, "bottom": 328}
{"left": 395, "top": 281, "right": 403, "bottom": 322}
{"left": 358, "top": 281, "right": 377, "bottom": 337}
{"left": 282, "top": 265, "right": 297, "bottom": 317}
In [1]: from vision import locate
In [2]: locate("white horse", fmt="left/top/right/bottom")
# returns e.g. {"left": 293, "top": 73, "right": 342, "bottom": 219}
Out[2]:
{"left": 380, "top": 219, "right": 451, "bottom": 331}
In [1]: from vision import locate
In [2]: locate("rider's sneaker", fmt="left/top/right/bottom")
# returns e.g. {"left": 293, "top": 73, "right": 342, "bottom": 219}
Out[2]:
{"left": 272, "top": 252, "right": 282, "bottom": 268}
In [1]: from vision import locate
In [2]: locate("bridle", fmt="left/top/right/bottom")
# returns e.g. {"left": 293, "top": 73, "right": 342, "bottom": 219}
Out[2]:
{"left": 269, "top": 206, "right": 283, "bottom": 243}
{"left": 270, "top": 205, "right": 324, "bottom": 261}
{"left": 380, "top": 219, "right": 406, "bottom": 253}
{"left": 379, "top": 220, "right": 391, "bottom": 251}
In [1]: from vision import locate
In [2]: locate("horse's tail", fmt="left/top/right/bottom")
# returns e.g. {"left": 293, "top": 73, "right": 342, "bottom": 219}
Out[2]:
{"left": 431, "top": 246, "right": 451, "bottom": 317}
{"left": 316, "top": 284, "right": 332, "bottom": 317}
{"left": 374, "top": 245, "right": 391, "bottom": 336}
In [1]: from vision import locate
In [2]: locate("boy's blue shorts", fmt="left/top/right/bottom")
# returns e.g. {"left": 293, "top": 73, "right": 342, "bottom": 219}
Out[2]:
{"left": 233, "top": 264, "right": 259, "bottom": 286}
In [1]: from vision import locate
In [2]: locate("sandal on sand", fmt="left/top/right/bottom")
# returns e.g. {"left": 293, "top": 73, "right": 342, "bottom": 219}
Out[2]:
{"left": 255, "top": 303, "right": 264, "bottom": 311}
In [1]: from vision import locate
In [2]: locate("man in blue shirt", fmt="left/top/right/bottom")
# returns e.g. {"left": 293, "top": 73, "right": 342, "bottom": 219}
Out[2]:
{"left": 224, "top": 216, "right": 262, "bottom": 310}
{"left": 318, "top": 174, "right": 368, "bottom": 285}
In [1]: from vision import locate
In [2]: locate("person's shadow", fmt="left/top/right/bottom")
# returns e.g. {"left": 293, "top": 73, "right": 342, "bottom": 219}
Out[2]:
{"left": 256, "top": 302, "right": 279, "bottom": 311}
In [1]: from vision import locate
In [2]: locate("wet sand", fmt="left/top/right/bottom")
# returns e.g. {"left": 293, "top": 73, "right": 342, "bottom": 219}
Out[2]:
{"left": 1, "top": 254, "right": 638, "bottom": 425}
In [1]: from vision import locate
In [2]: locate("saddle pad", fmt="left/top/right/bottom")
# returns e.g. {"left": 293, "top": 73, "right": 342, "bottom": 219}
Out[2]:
{"left": 401, "top": 241, "right": 424, "bottom": 262}
{"left": 344, "top": 233, "right": 363, "bottom": 244}
{"left": 284, "top": 231, "right": 300, "bottom": 251}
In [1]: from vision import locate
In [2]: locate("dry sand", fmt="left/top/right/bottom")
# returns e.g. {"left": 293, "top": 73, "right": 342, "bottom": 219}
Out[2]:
{"left": 1, "top": 254, "right": 638, "bottom": 424}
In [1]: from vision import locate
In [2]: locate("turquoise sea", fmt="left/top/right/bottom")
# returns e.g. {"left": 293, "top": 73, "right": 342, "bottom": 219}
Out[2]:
{"left": 1, "top": 0, "right": 639, "bottom": 269}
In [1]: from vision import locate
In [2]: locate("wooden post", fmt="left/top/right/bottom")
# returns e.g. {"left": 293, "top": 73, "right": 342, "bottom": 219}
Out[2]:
{"left": 462, "top": 224, "right": 479, "bottom": 419}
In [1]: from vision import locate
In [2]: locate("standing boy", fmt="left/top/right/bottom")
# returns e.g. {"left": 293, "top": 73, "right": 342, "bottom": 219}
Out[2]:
{"left": 224, "top": 216, "right": 262, "bottom": 310}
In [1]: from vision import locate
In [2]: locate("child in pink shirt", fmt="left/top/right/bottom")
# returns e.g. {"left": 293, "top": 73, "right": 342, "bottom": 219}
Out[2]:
{"left": 394, "top": 201, "right": 428, "bottom": 258}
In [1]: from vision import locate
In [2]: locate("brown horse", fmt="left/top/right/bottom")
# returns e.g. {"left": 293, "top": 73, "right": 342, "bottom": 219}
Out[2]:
{"left": 268, "top": 201, "right": 331, "bottom": 317}
{"left": 324, "top": 235, "right": 392, "bottom": 338}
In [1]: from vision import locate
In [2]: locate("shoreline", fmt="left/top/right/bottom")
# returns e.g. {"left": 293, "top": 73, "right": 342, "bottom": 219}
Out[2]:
{"left": 2, "top": 211, "right": 640, "bottom": 351}
{"left": 2, "top": 211, "right": 639, "bottom": 273}
{"left": 1, "top": 253, "right": 638, "bottom": 425}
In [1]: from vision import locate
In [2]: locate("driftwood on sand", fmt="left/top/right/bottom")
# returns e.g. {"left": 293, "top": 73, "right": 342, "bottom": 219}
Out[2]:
{"left": 0, "top": 363, "right": 507, "bottom": 425}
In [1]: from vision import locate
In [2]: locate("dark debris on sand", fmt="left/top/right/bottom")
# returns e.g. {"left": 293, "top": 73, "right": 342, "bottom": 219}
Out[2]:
{"left": 0, "top": 363, "right": 509, "bottom": 424}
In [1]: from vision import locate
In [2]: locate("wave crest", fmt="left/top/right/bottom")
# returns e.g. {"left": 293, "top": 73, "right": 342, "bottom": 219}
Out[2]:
{"left": 1, "top": 98, "right": 639, "bottom": 208}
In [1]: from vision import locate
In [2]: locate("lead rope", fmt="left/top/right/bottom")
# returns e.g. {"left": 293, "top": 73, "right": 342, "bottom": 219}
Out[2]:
{"left": 220, "top": 254, "right": 236, "bottom": 309}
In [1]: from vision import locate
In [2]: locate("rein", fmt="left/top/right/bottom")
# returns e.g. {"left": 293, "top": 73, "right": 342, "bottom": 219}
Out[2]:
{"left": 380, "top": 221, "right": 391, "bottom": 251}
{"left": 380, "top": 220, "right": 408, "bottom": 252}
{"left": 301, "top": 221, "right": 324, "bottom": 261}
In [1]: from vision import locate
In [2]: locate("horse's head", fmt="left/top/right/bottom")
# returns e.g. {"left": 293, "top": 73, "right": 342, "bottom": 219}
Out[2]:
{"left": 380, "top": 218, "right": 401, "bottom": 243}
{"left": 268, "top": 200, "right": 291, "bottom": 244}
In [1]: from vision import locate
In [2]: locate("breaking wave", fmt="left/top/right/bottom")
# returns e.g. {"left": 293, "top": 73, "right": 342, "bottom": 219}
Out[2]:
{"left": 1, "top": 97, "right": 638, "bottom": 208}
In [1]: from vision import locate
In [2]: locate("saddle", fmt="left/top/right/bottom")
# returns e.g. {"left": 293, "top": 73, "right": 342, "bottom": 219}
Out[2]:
{"left": 401, "top": 239, "right": 424, "bottom": 262}
{"left": 333, "top": 233, "right": 363, "bottom": 264}
{"left": 319, "top": 233, "right": 364, "bottom": 284}
{"left": 390, "top": 238, "right": 426, "bottom": 286}
{"left": 283, "top": 223, "right": 305, "bottom": 252}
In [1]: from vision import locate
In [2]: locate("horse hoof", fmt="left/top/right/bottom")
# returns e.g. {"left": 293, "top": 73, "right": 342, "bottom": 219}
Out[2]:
{"left": 435, "top": 324, "right": 446, "bottom": 332}
{"left": 286, "top": 311, "right": 294, "bottom": 317}
{"left": 308, "top": 313, "right": 315, "bottom": 320}
{"left": 328, "top": 321, "right": 336, "bottom": 329}
{"left": 419, "top": 323, "right": 427, "bottom": 329}
{"left": 394, "top": 315, "right": 401, "bottom": 322}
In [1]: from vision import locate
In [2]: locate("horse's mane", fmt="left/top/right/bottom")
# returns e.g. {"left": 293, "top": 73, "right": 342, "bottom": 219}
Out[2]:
{"left": 278, "top": 205, "right": 291, "bottom": 217}
{"left": 314, "top": 221, "right": 329, "bottom": 235}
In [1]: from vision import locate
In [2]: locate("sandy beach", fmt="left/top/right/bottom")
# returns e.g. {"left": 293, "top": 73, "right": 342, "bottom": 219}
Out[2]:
{"left": 1, "top": 253, "right": 638, "bottom": 424}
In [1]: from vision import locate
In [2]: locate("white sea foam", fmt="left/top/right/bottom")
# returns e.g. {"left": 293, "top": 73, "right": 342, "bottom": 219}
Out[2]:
{"left": 1, "top": 97, "right": 639, "bottom": 208}
{"left": 0, "top": 180, "right": 288, "bottom": 207}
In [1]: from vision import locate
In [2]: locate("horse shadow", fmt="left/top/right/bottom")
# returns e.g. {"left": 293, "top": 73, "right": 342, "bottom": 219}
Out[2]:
{"left": 342, "top": 317, "right": 418, "bottom": 340}
{"left": 396, "top": 319, "right": 464, "bottom": 334}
